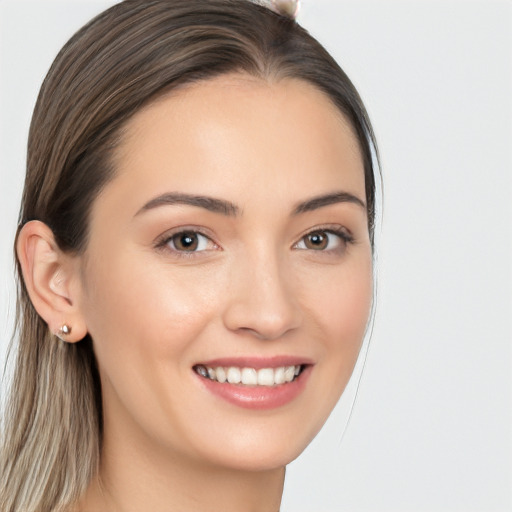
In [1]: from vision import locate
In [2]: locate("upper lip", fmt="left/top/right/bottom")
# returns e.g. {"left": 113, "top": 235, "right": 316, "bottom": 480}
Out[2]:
{"left": 195, "top": 355, "right": 314, "bottom": 369}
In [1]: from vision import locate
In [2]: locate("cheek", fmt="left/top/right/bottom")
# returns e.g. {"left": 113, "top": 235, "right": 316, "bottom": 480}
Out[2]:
{"left": 333, "top": 261, "right": 373, "bottom": 346}
{"left": 78, "top": 251, "right": 231, "bottom": 451}
{"left": 305, "top": 252, "right": 372, "bottom": 339}
{"left": 304, "top": 251, "right": 373, "bottom": 379}
{"left": 279, "top": 252, "right": 373, "bottom": 448}
{"left": 80, "top": 250, "right": 224, "bottom": 372}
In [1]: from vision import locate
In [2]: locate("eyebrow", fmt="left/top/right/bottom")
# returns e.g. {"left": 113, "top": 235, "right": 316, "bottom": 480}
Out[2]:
{"left": 292, "top": 191, "right": 366, "bottom": 214}
{"left": 135, "top": 190, "right": 366, "bottom": 218}
{"left": 136, "top": 192, "right": 240, "bottom": 217}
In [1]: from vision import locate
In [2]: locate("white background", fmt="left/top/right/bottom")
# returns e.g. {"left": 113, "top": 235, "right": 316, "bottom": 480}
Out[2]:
{"left": 1, "top": 1, "right": 511, "bottom": 511}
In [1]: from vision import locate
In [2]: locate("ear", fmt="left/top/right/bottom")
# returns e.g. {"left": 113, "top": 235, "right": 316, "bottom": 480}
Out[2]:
{"left": 16, "top": 220, "right": 88, "bottom": 343}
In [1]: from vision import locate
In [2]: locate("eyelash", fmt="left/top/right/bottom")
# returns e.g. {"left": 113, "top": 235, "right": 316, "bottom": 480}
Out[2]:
{"left": 155, "top": 228, "right": 217, "bottom": 259}
{"left": 293, "top": 227, "right": 355, "bottom": 253}
{"left": 155, "top": 225, "right": 355, "bottom": 259}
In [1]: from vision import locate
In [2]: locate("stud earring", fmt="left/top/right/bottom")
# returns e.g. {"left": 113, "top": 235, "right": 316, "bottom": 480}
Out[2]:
{"left": 56, "top": 324, "right": 72, "bottom": 340}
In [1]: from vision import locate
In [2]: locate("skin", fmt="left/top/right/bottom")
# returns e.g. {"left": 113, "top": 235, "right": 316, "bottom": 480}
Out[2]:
{"left": 18, "top": 74, "right": 372, "bottom": 512}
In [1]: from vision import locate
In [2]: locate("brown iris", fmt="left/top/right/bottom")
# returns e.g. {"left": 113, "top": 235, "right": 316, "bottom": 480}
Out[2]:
{"left": 172, "top": 232, "right": 199, "bottom": 251}
{"left": 303, "top": 231, "right": 329, "bottom": 250}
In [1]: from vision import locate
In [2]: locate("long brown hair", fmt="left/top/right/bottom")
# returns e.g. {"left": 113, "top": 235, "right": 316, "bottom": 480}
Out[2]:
{"left": 0, "top": 1, "right": 378, "bottom": 511}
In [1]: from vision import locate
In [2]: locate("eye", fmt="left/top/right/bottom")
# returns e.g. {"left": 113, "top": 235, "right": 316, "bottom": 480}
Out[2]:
{"left": 163, "top": 231, "right": 213, "bottom": 253}
{"left": 294, "top": 229, "right": 352, "bottom": 252}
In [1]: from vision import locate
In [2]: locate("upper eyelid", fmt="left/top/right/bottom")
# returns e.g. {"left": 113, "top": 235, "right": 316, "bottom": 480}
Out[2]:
{"left": 154, "top": 226, "right": 217, "bottom": 246}
{"left": 155, "top": 231, "right": 220, "bottom": 259}
{"left": 292, "top": 226, "right": 355, "bottom": 253}
{"left": 294, "top": 224, "right": 354, "bottom": 242}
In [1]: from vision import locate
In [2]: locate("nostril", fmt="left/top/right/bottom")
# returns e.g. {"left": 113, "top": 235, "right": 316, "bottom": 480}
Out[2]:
{"left": 221, "top": 260, "right": 302, "bottom": 339}
{"left": 222, "top": 297, "right": 302, "bottom": 340}
{"left": 234, "top": 324, "right": 296, "bottom": 342}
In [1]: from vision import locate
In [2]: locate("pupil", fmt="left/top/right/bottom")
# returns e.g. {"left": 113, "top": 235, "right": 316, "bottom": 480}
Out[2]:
{"left": 175, "top": 232, "right": 198, "bottom": 251}
{"left": 307, "top": 231, "right": 327, "bottom": 250}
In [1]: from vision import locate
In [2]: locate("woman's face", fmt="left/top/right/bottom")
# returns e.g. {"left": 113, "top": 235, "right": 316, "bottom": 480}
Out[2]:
{"left": 77, "top": 74, "right": 372, "bottom": 471}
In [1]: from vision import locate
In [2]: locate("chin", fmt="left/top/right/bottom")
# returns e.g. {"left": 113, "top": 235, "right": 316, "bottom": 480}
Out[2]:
{"left": 203, "top": 440, "right": 307, "bottom": 473}
{"left": 182, "top": 410, "right": 329, "bottom": 473}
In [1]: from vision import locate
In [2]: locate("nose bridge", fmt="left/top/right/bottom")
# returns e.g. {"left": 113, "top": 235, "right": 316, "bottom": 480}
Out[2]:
{"left": 222, "top": 242, "right": 302, "bottom": 340}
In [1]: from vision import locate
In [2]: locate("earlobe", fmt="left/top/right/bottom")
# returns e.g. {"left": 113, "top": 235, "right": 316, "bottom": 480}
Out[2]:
{"left": 16, "top": 220, "right": 88, "bottom": 343}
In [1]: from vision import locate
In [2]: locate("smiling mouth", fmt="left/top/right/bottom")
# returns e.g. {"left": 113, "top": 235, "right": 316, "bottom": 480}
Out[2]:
{"left": 193, "top": 364, "right": 305, "bottom": 387}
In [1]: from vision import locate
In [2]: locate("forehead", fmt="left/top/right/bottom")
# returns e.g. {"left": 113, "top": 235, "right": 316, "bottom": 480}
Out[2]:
{"left": 101, "top": 74, "right": 365, "bottom": 216}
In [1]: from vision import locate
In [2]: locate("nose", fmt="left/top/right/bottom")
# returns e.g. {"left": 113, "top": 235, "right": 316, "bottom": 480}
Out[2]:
{"left": 222, "top": 249, "right": 302, "bottom": 341}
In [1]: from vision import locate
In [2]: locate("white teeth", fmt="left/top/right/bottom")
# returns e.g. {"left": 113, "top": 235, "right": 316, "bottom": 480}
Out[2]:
{"left": 257, "top": 368, "right": 275, "bottom": 386}
{"left": 285, "top": 366, "right": 296, "bottom": 382}
{"left": 241, "top": 367, "right": 258, "bottom": 385}
{"left": 198, "top": 364, "right": 304, "bottom": 386}
{"left": 215, "top": 367, "right": 226, "bottom": 383}
{"left": 196, "top": 365, "right": 209, "bottom": 378}
{"left": 274, "top": 367, "right": 285, "bottom": 385}
{"left": 227, "top": 367, "right": 241, "bottom": 384}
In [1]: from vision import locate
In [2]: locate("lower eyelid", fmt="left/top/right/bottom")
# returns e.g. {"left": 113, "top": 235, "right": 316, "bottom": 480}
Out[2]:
{"left": 155, "top": 229, "right": 218, "bottom": 252}
{"left": 294, "top": 229, "right": 353, "bottom": 250}
{"left": 170, "top": 232, "right": 210, "bottom": 251}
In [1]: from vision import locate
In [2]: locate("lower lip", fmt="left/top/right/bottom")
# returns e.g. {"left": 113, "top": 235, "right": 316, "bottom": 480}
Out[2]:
{"left": 196, "top": 366, "right": 312, "bottom": 410}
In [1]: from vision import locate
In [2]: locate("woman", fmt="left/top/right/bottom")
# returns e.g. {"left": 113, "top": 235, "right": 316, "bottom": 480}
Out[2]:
{"left": 0, "top": 1, "right": 378, "bottom": 511}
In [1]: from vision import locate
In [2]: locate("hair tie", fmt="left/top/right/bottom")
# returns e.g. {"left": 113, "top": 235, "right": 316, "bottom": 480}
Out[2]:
{"left": 270, "top": 0, "right": 300, "bottom": 19}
